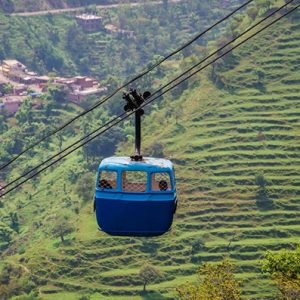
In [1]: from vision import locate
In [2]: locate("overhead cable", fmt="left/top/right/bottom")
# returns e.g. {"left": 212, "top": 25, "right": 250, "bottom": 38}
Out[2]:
{"left": 0, "top": 0, "right": 294, "bottom": 193}
{"left": 1, "top": 2, "right": 298, "bottom": 198}
{"left": 0, "top": 0, "right": 254, "bottom": 171}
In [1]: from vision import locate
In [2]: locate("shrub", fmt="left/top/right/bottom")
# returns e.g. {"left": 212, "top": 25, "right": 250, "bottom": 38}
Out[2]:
{"left": 177, "top": 259, "right": 241, "bottom": 300}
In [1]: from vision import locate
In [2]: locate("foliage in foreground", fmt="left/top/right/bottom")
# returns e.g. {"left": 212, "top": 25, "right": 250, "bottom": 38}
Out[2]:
{"left": 176, "top": 259, "right": 241, "bottom": 300}
{"left": 262, "top": 246, "right": 300, "bottom": 300}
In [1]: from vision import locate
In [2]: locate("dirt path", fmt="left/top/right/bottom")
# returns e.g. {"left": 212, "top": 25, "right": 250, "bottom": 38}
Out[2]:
{"left": 10, "top": 0, "right": 183, "bottom": 17}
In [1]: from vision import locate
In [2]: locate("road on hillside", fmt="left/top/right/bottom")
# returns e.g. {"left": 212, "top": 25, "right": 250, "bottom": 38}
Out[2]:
{"left": 10, "top": 0, "right": 183, "bottom": 17}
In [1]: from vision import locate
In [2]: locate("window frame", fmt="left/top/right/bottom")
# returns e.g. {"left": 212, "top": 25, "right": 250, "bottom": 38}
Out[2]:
{"left": 150, "top": 171, "right": 173, "bottom": 192}
{"left": 97, "top": 169, "right": 118, "bottom": 192}
{"left": 96, "top": 169, "right": 175, "bottom": 194}
{"left": 121, "top": 170, "right": 148, "bottom": 193}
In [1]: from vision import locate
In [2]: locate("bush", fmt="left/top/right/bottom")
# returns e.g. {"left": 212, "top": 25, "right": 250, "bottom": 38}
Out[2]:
{"left": 177, "top": 259, "right": 241, "bottom": 300}
{"left": 75, "top": 172, "right": 95, "bottom": 201}
{"left": 262, "top": 246, "right": 300, "bottom": 299}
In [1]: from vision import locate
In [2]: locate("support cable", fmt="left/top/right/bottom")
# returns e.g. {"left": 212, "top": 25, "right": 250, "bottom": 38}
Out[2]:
{"left": 0, "top": 0, "right": 293, "bottom": 193}
{"left": 1, "top": 2, "right": 298, "bottom": 198}
{"left": 0, "top": 0, "right": 254, "bottom": 171}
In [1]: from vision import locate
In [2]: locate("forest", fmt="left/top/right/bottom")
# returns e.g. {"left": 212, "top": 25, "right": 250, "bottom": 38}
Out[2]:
{"left": 0, "top": 0, "right": 144, "bottom": 13}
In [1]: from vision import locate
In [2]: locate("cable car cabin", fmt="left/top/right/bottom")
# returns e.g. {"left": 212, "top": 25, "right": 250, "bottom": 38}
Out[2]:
{"left": 94, "top": 156, "right": 177, "bottom": 236}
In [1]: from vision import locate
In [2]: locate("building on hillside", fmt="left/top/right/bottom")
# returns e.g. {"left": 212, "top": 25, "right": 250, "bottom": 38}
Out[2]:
{"left": 35, "top": 77, "right": 51, "bottom": 93}
{"left": 52, "top": 75, "right": 105, "bottom": 103}
{"left": 105, "top": 24, "right": 135, "bottom": 39}
{"left": 13, "top": 84, "right": 27, "bottom": 96}
{"left": 1, "top": 60, "right": 39, "bottom": 84}
{"left": 76, "top": 14, "right": 103, "bottom": 32}
{"left": 73, "top": 76, "right": 95, "bottom": 89}
{"left": 55, "top": 77, "right": 76, "bottom": 86}
{"left": 54, "top": 76, "right": 100, "bottom": 91}
{"left": 69, "top": 86, "right": 107, "bottom": 103}
{"left": 26, "top": 71, "right": 37, "bottom": 77}
{"left": 35, "top": 76, "right": 51, "bottom": 85}
{"left": 2, "top": 60, "right": 26, "bottom": 78}
{"left": 1, "top": 96, "right": 24, "bottom": 115}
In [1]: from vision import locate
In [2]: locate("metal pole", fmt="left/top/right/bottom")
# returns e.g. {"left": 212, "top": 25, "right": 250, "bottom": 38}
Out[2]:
{"left": 134, "top": 109, "right": 142, "bottom": 159}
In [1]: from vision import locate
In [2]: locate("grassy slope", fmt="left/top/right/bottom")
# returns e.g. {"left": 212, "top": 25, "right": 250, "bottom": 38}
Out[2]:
{"left": 1, "top": 5, "right": 300, "bottom": 300}
{"left": 139, "top": 8, "right": 300, "bottom": 298}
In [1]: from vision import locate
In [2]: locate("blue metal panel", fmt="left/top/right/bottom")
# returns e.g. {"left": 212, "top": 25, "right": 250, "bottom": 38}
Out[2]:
{"left": 95, "top": 196, "right": 176, "bottom": 236}
{"left": 95, "top": 190, "right": 175, "bottom": 201}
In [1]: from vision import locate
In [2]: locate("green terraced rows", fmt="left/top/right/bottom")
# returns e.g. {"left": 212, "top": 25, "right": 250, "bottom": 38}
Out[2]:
{"left": 1, "top": 6, "right": 299, "bottom": 300}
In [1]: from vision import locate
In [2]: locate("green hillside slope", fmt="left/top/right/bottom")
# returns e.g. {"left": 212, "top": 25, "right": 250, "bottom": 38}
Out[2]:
{"left": 139, "top": 7, "right": 300, "bottom": 298}
{"left": 0, "top": 2, "right": 299, "bottom": 300}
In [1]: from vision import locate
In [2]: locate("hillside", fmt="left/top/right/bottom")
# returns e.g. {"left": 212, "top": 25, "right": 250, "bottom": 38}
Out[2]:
{"left": 0, "top": 1, "right": 299, "bottom": 300}
{"left": 0, "top": 0, "right": 229, "bottom": 81}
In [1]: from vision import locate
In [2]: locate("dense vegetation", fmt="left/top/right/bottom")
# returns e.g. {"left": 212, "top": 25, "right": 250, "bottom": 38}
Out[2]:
{"left": 0, "top": 0, "right": 299, "bottom": 299}
{"left": 0, "top": 0, "right": 144, "bottom": 13}
{"left": 0, "top": 0, "right": 229, "bottom": 81}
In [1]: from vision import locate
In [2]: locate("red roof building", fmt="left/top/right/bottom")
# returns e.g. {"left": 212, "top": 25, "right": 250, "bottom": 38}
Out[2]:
{"left": 1, "top": 96, "right": 24, "bottom": 115}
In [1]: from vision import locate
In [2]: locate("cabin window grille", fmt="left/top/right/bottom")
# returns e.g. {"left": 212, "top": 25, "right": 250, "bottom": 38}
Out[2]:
{"left": 122, "top": 171, "right": 147, "bottom": 192}
{"left": 151, "top": 172, "right": 171, "bottom": 191}
{"left": 98, "top": 171, "right": 117, "bottom": 190}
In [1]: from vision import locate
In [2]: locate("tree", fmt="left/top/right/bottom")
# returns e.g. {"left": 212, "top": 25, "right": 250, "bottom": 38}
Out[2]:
{"left": 51, "top": 215, "right": 75, "bottom": 243}
{"left": 1, "top": 83, "right": 13, "bottom": 95}
{"left": 106, "top": 76, "right": 119, "bottom": 94}
{"left": 247, "top": 6, "right": 259, "bottom": 20}
{"left": 57, "top": 134, "right": 64, "bottom": 152}
{"left": 83, "top": 126, "right": 124, "bottom": 161}
{"left": 177, "top": 259, "right": 241, "bottom": 300}
{"left": 163, "top": 0, "right": 168, "bottom": 10}
{"left": 48, "top": 84, "right": 67, "bottom": 103}
{"left": 257, "top": 0, "right": 271, "bottom": 11}
{"left": 262, "top": 246, "right": 300, "bottom": 299}
{"left": 34, "top": 42, "right": 64, "bottom": 71}
{"left": 255, "top": 173, "right": 267, "bottom": 188}
{"left": 9, "top": 212, "right": 19, "bottom": 233}
{"left": 15, "top": 98, "right": 33, "bottom": 125}
{"left": 0, "top": 262, "right": 35, "bottom": 299}
{"left": 2, "top": 127, "right": 24, "bottom": 155}
{"left": 255, "top": 173, "right": 273, "bottom": 210}
{"left": 0, "top": 222, "right": 14, "bottom": 248}
{"left": 75, "top": 172, "right": 95, "bottom": 201}
{"left": 139, "top": 263, "right": 161, "bottom": 292}
{"left": 0, "top": 0, "right": 14, "bottom": 13}
{"left": 0, "top": 114, "right": 8, "bottom": 134}
{"left": 149, "top": 142, "right": 164, "bottom": 158}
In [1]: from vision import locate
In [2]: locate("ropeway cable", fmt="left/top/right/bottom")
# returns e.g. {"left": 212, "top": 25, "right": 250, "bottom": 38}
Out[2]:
{"left": 0, "top": 0, "right": 294, "bottom": 194}
{"left": 0, "top": 0, "right": 254, "bottom": 171}
{"left": 1, "top": 1, "right": 298, "bottom": 199}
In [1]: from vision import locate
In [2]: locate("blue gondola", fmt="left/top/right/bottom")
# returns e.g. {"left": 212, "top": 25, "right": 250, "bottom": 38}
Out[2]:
{"left": 94, "top": 90, "right": 177, "bottom": 236}
{"left": 95, "top": 157, "right": 177, "bottom": 236}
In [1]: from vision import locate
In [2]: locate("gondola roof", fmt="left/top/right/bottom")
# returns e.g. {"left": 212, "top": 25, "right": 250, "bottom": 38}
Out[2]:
{"left": 99, "top": 156, "right": 173, "bottom": 171}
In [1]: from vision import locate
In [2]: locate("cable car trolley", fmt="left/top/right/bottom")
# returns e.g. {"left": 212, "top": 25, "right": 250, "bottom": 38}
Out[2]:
{"left": 94, "top": 89, "right": 177, "bottom": 236}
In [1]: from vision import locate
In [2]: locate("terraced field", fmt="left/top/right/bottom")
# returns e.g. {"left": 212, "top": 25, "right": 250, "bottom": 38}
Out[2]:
{"left": 1, "top": 5, "right": 299, "bottom": 300}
